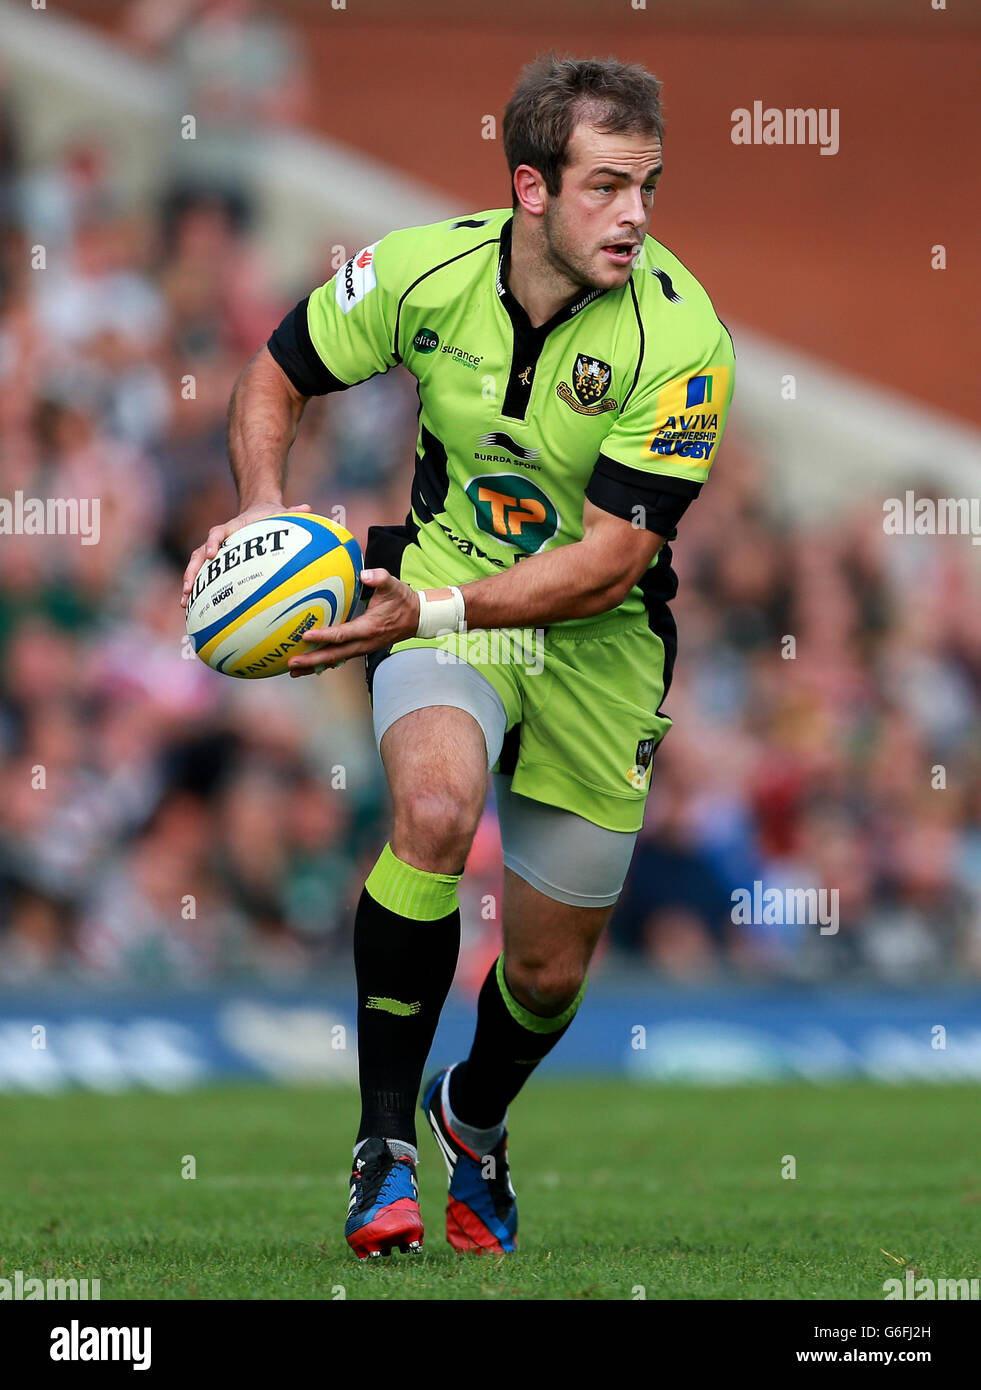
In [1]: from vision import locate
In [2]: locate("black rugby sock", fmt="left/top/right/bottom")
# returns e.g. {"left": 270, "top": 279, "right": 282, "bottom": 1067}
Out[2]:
{"left": 354, "top": 843, "right": 462, "bottom": 1145}
{"left": 449, "top": 954, "right": 586, "bottom": 1128}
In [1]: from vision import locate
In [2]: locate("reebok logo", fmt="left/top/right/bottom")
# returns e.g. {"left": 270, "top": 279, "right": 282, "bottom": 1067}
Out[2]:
{"left": 335, "top": 242, "right": 378, "bottom": 314}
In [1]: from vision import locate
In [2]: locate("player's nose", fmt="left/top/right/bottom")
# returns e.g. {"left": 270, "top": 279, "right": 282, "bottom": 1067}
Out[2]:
{"left": 618, "top": 187, "right": 647, "bottom": 229}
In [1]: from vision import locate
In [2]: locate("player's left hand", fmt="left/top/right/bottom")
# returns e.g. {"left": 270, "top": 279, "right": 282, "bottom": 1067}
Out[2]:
{"left": 287, "top": 568, "right": 420, "bottom": 677}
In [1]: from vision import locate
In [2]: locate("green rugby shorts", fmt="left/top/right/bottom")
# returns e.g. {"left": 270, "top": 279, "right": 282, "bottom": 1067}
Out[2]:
{"left": 371, "top": 608, "right": 671, "bottom": 834}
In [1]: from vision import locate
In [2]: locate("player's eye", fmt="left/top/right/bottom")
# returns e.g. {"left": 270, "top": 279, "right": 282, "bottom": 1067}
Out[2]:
{"left": 595, "top": 185, "right": 614, "bottom": 194}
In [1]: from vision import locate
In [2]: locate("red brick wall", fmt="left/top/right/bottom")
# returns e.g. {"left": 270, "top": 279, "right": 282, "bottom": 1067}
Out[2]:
{"left": 58, "top": 1, "right": 981, "bottom": 424}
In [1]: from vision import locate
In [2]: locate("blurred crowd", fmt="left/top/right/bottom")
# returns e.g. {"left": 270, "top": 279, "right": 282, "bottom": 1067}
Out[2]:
{"left": 1, "top": 2, "right": 979, "bottom": 990}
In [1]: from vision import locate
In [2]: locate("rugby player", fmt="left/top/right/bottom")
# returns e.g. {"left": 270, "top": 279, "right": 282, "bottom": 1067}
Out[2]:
{"left": 181, "top": 54, "right": 735, "bottom": 1259}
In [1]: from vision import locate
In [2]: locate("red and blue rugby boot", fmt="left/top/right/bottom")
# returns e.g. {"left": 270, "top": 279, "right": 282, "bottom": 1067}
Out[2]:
{"left": 344, "top": 1137, "right": 424, "bottom": 1259}
{"left": 421, "top": 1066, "right": 518, "bottom": 1254}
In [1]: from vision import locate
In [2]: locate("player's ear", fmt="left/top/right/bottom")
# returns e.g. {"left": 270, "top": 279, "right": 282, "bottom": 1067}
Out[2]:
{"left": 513, "top": 165, "right": 547, "bottom": 217}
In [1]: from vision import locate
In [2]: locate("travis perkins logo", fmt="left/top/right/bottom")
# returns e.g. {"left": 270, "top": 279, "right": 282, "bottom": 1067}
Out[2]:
{"left": 557, "top": 354, "right": 618, "bottom": 415}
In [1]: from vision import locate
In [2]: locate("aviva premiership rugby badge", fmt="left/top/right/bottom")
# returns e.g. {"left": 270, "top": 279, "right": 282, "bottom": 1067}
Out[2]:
{"left": 557, "top": 353, "right": 618, "bottom": 415}
{"left": 626, "top": 737, "right": 656, "bottom": 791}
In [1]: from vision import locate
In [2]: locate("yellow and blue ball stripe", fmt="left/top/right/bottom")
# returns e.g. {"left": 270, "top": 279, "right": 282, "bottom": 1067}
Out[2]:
{"left": 193, "top": 515, "right": 362, "bottom": 679}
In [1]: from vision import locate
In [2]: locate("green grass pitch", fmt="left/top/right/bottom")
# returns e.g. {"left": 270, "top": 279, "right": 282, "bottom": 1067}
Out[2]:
{"left": 2, "top": 1081, "right": 978, "bottom": 1300}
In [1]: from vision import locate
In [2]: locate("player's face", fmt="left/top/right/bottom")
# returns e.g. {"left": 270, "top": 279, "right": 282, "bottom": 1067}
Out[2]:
{"left": 542, "top": 122, "right": 662, "bottom": 291}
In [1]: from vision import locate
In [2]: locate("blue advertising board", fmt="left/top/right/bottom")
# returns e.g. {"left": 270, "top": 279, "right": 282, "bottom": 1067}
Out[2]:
{"left": 1, "top": 987, "right": 979, "bottom": 1091}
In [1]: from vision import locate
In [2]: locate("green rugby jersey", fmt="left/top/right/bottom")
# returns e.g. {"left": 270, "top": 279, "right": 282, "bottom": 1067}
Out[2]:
{"left": 267, "top": 209, "right": 734, "bottom": 647}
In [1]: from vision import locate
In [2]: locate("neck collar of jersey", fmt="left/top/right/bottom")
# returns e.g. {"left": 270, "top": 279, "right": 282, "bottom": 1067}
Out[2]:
{"left": 497, "top": 216, "right": 609, "bottom": 338}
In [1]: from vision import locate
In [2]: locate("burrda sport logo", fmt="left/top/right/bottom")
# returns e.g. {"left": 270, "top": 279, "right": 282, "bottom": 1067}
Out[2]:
{"left": 464, "top": 474, "right": 559, "bottom": 554}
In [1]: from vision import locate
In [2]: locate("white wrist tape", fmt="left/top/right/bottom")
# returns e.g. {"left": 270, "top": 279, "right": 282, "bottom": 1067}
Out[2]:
{"left": 415, "top": 585, "right": 466, "bottom": 639}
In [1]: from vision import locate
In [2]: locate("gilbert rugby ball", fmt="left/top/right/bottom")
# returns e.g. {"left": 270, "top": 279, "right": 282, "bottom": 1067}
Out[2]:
{"left": 185, "top": 513, "right": 362, "bottom": 678}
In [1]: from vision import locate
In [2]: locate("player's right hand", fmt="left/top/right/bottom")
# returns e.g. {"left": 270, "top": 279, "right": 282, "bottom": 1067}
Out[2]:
{"left": 180, "top": 501, "right": 312, "bottom": 608}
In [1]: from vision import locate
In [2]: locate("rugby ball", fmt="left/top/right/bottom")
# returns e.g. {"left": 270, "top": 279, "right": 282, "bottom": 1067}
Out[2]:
{"left": 185, "top": 513, "right": 362, "bottom": 678}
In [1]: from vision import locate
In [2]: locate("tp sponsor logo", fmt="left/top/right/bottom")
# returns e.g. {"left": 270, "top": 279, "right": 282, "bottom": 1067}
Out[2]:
{"left": 465, "top": 473, "right": 559, "bottom": 554}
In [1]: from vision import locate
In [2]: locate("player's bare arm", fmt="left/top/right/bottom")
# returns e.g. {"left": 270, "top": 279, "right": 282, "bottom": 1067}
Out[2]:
{"left": 180, "top": 348, "right": 312, "bottom": 608}
{"left": 287, "top": 501, "right": 664, "bottom": 675}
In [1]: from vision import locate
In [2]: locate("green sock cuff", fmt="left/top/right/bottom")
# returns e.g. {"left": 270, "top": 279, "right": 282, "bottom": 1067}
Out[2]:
{"left": 495, "top": 954, "right": 586, "bottom": 1034}
{"left": 365, "top": 842, "right": 462, "bottom": 921}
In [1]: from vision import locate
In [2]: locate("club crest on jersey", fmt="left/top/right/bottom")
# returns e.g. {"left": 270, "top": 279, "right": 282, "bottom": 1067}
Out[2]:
{"left": 557, "top": 354, "right": 618, "bottom": 414}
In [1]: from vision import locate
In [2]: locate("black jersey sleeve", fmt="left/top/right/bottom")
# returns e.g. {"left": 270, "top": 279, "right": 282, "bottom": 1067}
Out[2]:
{"left": 267, "top": 296, "right": 350, "bottom": 396}
{"left": 585, "top": 459, "right": 698, "bottom": 539}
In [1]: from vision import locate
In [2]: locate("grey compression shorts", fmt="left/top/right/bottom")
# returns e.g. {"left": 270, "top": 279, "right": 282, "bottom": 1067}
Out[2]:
{"left": 370, "top": 646, "right": 638, "bottom": 908}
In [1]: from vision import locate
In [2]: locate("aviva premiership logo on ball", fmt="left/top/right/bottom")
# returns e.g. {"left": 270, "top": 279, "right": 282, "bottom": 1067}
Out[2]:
{"left": 465, "top": 474, "right": 559, "bottom": 554}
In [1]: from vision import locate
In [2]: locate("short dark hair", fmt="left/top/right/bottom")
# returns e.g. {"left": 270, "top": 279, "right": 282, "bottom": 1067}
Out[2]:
{"left": 502, "top": 53, "right": 664, "bottom": 208}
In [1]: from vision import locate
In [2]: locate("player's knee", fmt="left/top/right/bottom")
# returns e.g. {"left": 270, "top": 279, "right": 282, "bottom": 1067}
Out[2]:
{"left": 505, "top": 957, "right": 584, "bottom": 1016}
{"left": 394, "top": 787, "right": 480, "bottom": 871}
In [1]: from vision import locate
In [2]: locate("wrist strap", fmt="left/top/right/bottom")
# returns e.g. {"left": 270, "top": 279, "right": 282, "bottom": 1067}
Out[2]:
{"left": 415, "top": 586, "right": 466, "bottom": 639}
